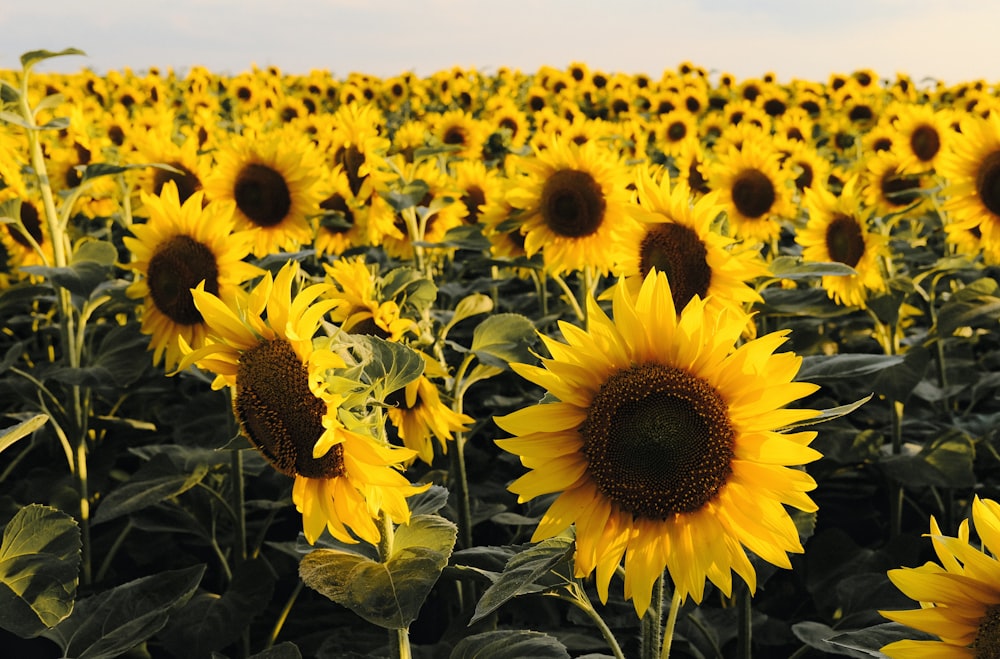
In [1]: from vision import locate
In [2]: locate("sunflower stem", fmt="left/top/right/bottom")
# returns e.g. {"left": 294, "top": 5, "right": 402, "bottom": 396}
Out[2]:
{"left": 660, "top": 586, "right": 684, "bottom": 659}
{"left": 560, "top": 584, "right": 626, "bottom": 659}
{"left": 265, "top": 580, "right": 303, "bottom": 649}
{"left": 230, "top": 448, "right": 247, "bottom": 564}
{"left": 551, "top": 272, "right": 585, "bottom": 322}
{"left": 641, "top": 575, "right": 664, "bottom": 659}
{"left": 736, "top": 580, "right": 752, "bottom": 659}
{"left": 377, "top": 512, "right": 412, "bottom": 659}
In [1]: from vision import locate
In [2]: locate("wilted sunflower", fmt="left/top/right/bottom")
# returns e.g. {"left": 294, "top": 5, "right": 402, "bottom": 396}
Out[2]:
{"left": 709, "top": 141, "right": 795, "bottom": 244}
{"left": 203, "top": 128, "right": 323, "bottom": 257}
{"left": 881, "top": 496, "right": 1000, "bottom": 658}
{"left": 938, "top": 112, "right": 1000, "bottom": 261}
{"left": 798, "top": 178, "right": 888, "bottom": 308}
{"left": 619, "top": 165, "right": 766, "bottom": 315}
{"left": 505, "top": 135, "right": 641, "bottom": 276}
{"left": 180, "top": 261, "right": 425, "bottom": 545}
{"left": 387, "top": 358, "right": 474, "bottom": 466}
{"left": 124, "top": 181, "right": 262, "bottom": 370}
{"left": 495, "top": 271, "right": 821, "bottom": 616}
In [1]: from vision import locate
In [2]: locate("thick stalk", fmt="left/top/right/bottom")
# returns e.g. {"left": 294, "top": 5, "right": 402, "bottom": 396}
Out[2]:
{"left": 377, "top": 513, "right": 412, "bottom": 659}
{"left": 641, "top": 575, "right": 664, "bottom": 659}
{"left": 736, "top": 581, "right": 752, "bottom": 659}
{"left": 661, "top": 587, "right": 684, "bottom": 659}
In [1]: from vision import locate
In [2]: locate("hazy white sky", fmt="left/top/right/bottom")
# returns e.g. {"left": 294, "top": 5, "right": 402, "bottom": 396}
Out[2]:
{"left": 2, "top": 0, "right": 998, "bottom": 85}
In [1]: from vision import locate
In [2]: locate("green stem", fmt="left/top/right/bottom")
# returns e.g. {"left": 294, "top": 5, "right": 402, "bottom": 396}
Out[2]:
{"left": 450, "top": 353, "right": 475, "bottom": 551}
{"left": 660, "top": 586, "right": 683, "bottom": 659}
{"left": 265, "top": 580, "right": 303, "bottom": 649}
{"left": 75, "top": 440, "right": 92, "bottom": 585}
{"left": 736, "top": 581, "right": 752, "bottom": 659}
{"left": 641, "top": 575, "right": 664, "bottom": 659}
{"left": 231, "top": 449, "right": 247, "bottom": 565}
{"left": 377, "top": 513, "right": 412, "bottom": 659}
{"left": 560, "top": 585, "right": 626, "bottom": 659}
{"left": 551, "top": 273, "right": 585, "bottom": 322}
{"left": 95, "top": 520, "right": 132, "bottom": 583}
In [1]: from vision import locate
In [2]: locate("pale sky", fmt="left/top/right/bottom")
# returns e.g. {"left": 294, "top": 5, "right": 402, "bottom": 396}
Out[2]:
{"left": 3, "top": 0, "right": 998, "bottom": 86}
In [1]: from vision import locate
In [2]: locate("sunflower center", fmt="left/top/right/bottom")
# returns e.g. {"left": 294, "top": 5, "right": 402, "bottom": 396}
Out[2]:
{"left": 540, "top": 169, "right": 607, "bottom": 238}
{"left": 880, "top": 169, "right": 921, "bottom": 207}
{"left": 462, "top": 185, "right": 486, "bottom": 224}
{"left": 319, "top": 193, "right": 355, "bottom": 233}
{"left": 976, "top": 151, "right": 1000, "bottom": 217}
{"left": 443, "top": 126, "right": 467, "bottom": 146}
{"left": 335, "top": 145, "right": 366, "bottom": 197}
{"left": 10, "top": 201, "right": 43, "bottom": 248}
{"left": 731, "top": 169, "right": 776, "bottom": 219}
{"left": 824, "top": 214, "right": 865, "bottom": 268}
{"left": 580, "top": 362, "right": 734, "bottom": 520}
{"left": 910, "top": 125, "right": 941, "bottom": 163}
{"left": 639, "top": 223, "right": 711, "bottom": 309}
{"left": 234, "top": 338, "right": 344, "bottom": 480}
{"left": 233, "top": 163, "right": 292, "bottom": 227}
{"left": 147, "top": 235, "right": 220, "bottom": 325}
{"left": 667, "top": 121, "right": 687, "bottom": 142}
{"left": 974, "top": 604, "right": 1000, "bottom": 659}
{"left": 153, "top": 161, "right": 202, "bottom": 203}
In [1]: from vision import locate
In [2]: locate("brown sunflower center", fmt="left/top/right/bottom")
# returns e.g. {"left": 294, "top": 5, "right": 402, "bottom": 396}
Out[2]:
{"left": 639, "top": 223, "right": 711, "bottom": 309}
{"left": 910, "top": 125, "right": 941, "bottom": 163}
{"left": 880, "top": 169, "right": 921, "bottom": 207}
{"left": 540, "top": 169, "right": 607, "bottom": 238}
{"left": 335, "top": 144, "right": 366, "bottom": 197}
{"left": 974, "top": 604, "right": 1000, "bottom": 659}
{"left": 153, "top": 161, "right": 202, "bottom": 204}
{"left": 147, "top": 235, "right": 220, "bottom": 325}
{"left": 794, "top": 162, "right": 814, "bottom": 191}
{"left": 666, "top": 121, "right": 687, "bottom": 142}
{"left": 234, "top": 163, "right": 292, "bottom": 228}
{"left": 234, "top": 338, "right": 343, "bottom": 479}
{"left": 976, "top": 151, "right": 1000, "bottom": 217}
{"left": 443, "top": 125, "right": 467, "bottom": 146}
{"left": 319, "top": 193, "right": 355, "bottom": 234}
{"left": 9, "top": 201, "right": 43, "bottom": 248}
{"left": 580, "top": 362, "right": 734, "bottom": 520}
{"left": 731, "top": 169, "right": 776, "bottom": 219}
{"left": 824, "top": 214, "right": 865, "bottom": 268}
{"left": 462, "top": 185, "right": 486, "bottom": 224}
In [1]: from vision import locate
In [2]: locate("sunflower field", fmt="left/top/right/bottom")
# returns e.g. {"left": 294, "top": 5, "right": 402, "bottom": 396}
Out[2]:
{"left": 3, "top": 46, "right": 1000, "bottom": 659}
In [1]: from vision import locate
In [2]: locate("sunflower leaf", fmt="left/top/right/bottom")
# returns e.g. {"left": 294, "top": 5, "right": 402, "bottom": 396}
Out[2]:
{"left": 20, "top": 48, "right": 86, "bottom": 72}
{"left": 356, "top": 336, "right": 425, "bottom": 402}
{"left": 92, "top": 453, "right": 210, "bottom": 525}
{"left": 769, "top": 256, "right": 857, "bottom": 279}
{"left": 384, "top": 179, "right": 430, "bottom": 211}
{"left": 796, "top": 354, "right": 905, "bottom": 383}
{"left": 0, "top": 504, "right": 81, "bottom": 638}
{"left": 471, "top": 313, "right": 536, "bottom": 368}
{"left": 442, "top": 293, "right": 494, "bottom": 339}
{"left": 470, "top": 536, "right": 574, "bottom": 624}
{"left": 791, "top": 621, "right": 874, "bottom": 658}
{"left": 777, "top": 395, "right": 872, "bottom": 431}
{"left": 0, "top": 413, "right": 48, "bottom": 456}
{"left": 824, "top": 622, "right": 936, "bottom": 656}
{"left": 936, "top": 277, "right": 1000, "bottom": 336}
{"left": 299, "top": 514, "right": 457, "bottom": 630}
{"left": 450, "top": 630, "right": 571, "bottom": 659}
{"left": 879, "top": 430, "right": 976, "bottom": 488}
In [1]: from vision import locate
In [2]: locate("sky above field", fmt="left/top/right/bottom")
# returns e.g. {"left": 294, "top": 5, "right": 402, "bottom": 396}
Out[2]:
{"left": 2, "top": 0, "right": 998, "bottom": 86}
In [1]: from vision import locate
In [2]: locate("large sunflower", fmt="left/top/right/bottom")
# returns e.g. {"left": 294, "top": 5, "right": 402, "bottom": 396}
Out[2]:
{"left": 709, "top": 141, "right": 796, "bottom": 244}
{"left": 124, "top": 181, "right": 262, "bottom": 370}
{"left": 505, "top": 135, "right": 641, "bottom": 276}
{"left": 880, "top": 496, "right": 1000, "bottom": 658}
{"left": 618, "top": 165, "right": 766, "bottom": 315}
{"left": 203, "top": 128, "right": 323, "bottom": 257}
{"left": 798, "top": 177, "right": 889, "bottom": 308}
{"left": 494, "top": 271, "right": 821, "bottom": 616}
{"left": 180, "top": 261, "right": 425, "bottom": 545}
{"left": 938, "top": 112, "right": 1000, "bottom": 262}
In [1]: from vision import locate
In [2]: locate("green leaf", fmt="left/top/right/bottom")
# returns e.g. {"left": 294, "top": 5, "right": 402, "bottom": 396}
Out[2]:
{"left": 0, "top": 505, "right": 81, "bottom": 638}
{"left": 442, "top": 293, "right": 494, "bottom": 338}
{"left": 92, "top": 453, "right": 209, "bottom": 525}
{"left": 42, "top": 564, "right": 205, "bottom": 659}
{"left": 871, "top": 346, "right": 930, "bottom": 403}
{"left": 407, "top": 485, "right": 450, "bottom": 516}
{"left": 936, "top": 277, "right": 1000, "bottom": 336}
{"left": 450, "top": 630, "right": 571, "bottom": 659}
{"left": 20, "top": 261, "right": 111, "bottom": 298}
{"left": 471, "top": 313, "right": 536, "bottom": 368}
{"left": 436, "top": 224, "right": 492, "bottom": 250}
{"left": 769, "top": 256, "right": 857, "bottom": 279}
{"left": 160, "top": 559, "right": 276, "bottom": 658}
{"left": 867, "top": 279, "right": 916, "bottom": 327}
{"left": 357, "top": 336, "right": 425, "bottom": 402}
{"left": 72, "top": 239, "right": 118, "bottom": 266}
{"left": 471, "top": 536, "right": 574, "bottom": 623}
{"left": 777, "top": 395, "right": 872, "bottom": 431}
{"left": 0, "top": 414, "right": 48, "bottom": 456}
{"left": 797, "top": 354, "right": 905, "bottom": 383}
{"left": 826, "top": 623, "right": 936, "bottom": 657}
{"left": 299, "top": 514, "right": 457, "bottom": 629}
{"left": 380, "top": 266, "right": 438, "bottom": 315}
{"left": 756, "top": 287, "right": 852, "bottom": 318}
{"left": 20, "top": 48, "right": 86, "bottom": 71}
{"left": 880, "top": 430, "right": 976, "bottom": 488}
{"left": 384, "top": 179, "right": 430, "bottom": 212}
{"left": 791, "top": 621, "right": 873, "bottom": 658}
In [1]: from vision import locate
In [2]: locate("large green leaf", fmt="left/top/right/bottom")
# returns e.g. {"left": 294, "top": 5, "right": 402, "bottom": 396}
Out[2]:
{"left": 769, "top": 256, "right": 858, "bottom": 279}
{"left": 299, "top": 514, "right": 457, "bottom": 629}
{"left": 160, "top": 558, "right": 276, "bottom": 658}
{"left": 825, "top": 623, "right": 936, "bottom": 657}
{"left": 797, "top": 354, "right": 904, "bottom": 383}
{"left": 471, "top": 536, "right": 574, "bottom": 623}
{"left": 42, "top": 564, "right": 205, "bottom": 659}
{"left": 92, "top": 453, "right": 209, "bottom": 525}
{"left": 0, "top": 505, "right": 81, "bottom": 638}
{"left": 20, "top": 48, "right": 86, "bottom": 71}
{"left": 871, "top": 346, "right": 930, "bottom": 403}
{"left": 791, "top": 621, "right": 874, "bottom": 658}
{"left": 880, "top": 431, "right": 976, "bottom": 489}
{"left": 357, "top": 336, "right": 425, "bottom": 402}
{"left": 936, "top": 277, "right": 1000, "bottom": 336}
{"left": 0, "top": 414, "right": 48, "bottom": 456}
{"left": 450, "top": 630, "right": 571, "bottom": 659}
{"left": 442, "top": 293, "right": 494, "bottom": 338}
{"left": 471, "top": 313, "right": 536, "bottom": 368}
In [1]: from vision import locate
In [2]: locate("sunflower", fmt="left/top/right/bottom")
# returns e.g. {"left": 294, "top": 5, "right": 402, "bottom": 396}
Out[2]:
{"left": 322, "top": 256, "right": 417, "bottom": 342}
{"left": 938, "top": 112, "right": 1000, "bottom": 261}
{"left": 618, "top": 165, "right": 766, "bottom": 315}
{"left": 314, "top": 164, "right": 398, "bottom": 258}
{"left": 449, "top": 158, "right": 505, "bottom": 226}
{"left": 203, "top": 128, "right": 323, "bottom": 257}
{"left": 505, "top": 134, "right": 641, "bottom": 276}
{"left": 130, "top": 126, "right": 208, "bottom": 205}
{"left": 431, "top": 109, "right": 490, "bottom": 160}
{"left": 862, "top": 150, "right": 930, "bottom": 219}
{"left": 709, "top": 141, "right": 796, "bottom": 243}
{"left": 891, "top": 103, "right": 953, "bottom": 174}
{"left": 880, "top": 496, "right": 1000, "bottom": 658}
{"left": 494, "top": 271, "right": 821, "bottom": 616}
{"left": 798, "top": 178, "right": 889, "bottom": 308}
{"left": 123, "top": 181, "right": 263, "bottom": 370}
{"left": 180, "top": 260, "right": 425, "bottom": 545}
{"left": 387, "top": 360, "right": 474, "bottom": 466}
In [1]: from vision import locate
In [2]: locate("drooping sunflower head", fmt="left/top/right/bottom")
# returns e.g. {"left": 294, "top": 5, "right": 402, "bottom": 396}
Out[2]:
{"left": 124, "top": 181, "right": 262, "bottom": 369}
{"left": 505, "top": 135, "right": 642, "bottom": 275}
{"left": 495, "top": 270, "right": 821, "bottom": 615}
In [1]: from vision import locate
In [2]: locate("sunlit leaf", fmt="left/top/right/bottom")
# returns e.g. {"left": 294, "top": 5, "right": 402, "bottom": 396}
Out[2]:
{"left": 0, "top": 414, "right": 48, "bottom": 456}
{"left": 769, "top": 256, "right": 858, "bottom": 279}
{"left": 471, "top": 536, "right": 573, "bottom": 623}
{"left": 450, "top": 630, "right": 571, "bottom": 659}
{"left": 20, "top": 48, "right": 86, "bottom": 71}
{"left": 471, "top": 313, "right": 536, "bottom": 368}
{"left": 442, "top": 293, "right": 494, "bottom": 338}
